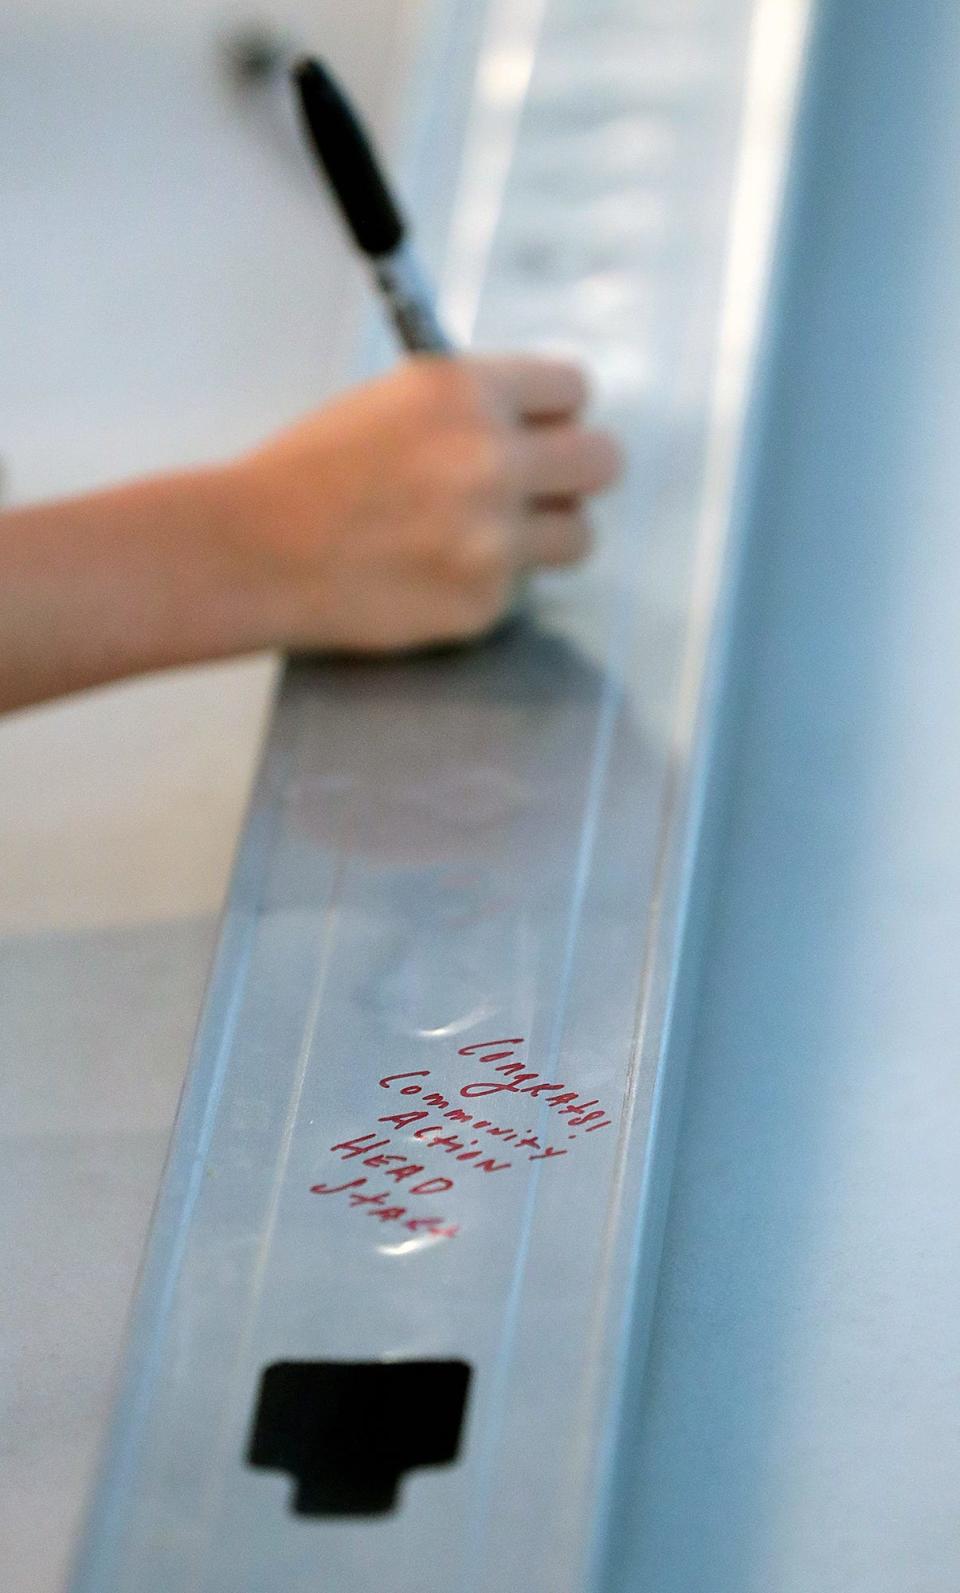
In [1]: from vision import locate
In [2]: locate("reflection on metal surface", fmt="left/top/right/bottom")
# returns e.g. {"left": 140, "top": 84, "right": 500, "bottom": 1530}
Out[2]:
{"left": 439, "top": 0, "right": 551, "bottom": 342}
{"left": 378, "top": 1231, "right": 452, "bottom": 1257}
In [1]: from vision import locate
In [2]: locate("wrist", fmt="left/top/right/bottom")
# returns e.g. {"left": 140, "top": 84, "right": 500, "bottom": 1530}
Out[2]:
{"left": 124, "top": 457, "right": 299, "bottom": 670}
{"left": 162, "top": 459, "right": 271, "bottom": 662}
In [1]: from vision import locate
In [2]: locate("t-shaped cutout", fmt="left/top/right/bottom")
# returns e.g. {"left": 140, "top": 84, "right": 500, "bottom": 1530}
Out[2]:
{"left": 247, "top": 1359, "right": 471, "bottom": 1516}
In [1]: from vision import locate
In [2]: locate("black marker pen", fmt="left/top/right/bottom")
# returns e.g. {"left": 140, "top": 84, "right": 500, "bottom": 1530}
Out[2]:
{"left": 293, "top": 57, "right": 453, "bottom": 356}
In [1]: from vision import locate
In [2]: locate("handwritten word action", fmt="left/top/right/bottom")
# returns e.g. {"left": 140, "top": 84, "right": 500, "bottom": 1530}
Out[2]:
{"left": 310, "top": 1037, "right": 613, "bottom": 1241}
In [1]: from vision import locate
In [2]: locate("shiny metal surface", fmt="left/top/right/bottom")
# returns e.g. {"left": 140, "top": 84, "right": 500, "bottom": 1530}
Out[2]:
{"left": 372, "top": 241, "right": 453, "bottom": 352}
{"left": 67, "top": 0, "right": 808, "bottom": 1589}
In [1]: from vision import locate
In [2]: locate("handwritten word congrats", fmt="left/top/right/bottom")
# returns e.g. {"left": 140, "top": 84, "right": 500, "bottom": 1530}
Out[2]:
{"left": 458, "top": 1038, "right": 610, "bottom": 1131}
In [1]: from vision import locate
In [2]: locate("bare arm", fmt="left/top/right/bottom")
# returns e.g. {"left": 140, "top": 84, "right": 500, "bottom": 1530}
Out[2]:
{"left": 0, "top": 355, "right": 622, "bottom": 713}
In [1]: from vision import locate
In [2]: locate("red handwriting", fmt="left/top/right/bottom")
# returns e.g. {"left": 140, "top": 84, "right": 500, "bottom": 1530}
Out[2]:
{"left": 377, "top": 1080, "right": 568, "bottom": 1161}
{"left": 309, "top": 1035, "right": 609, "bottom": 1241}
{"left": 456, "top": 1040, "right": 612, "bottom": 1131}
{"left": 331, "top": 1129, "right": 511, "bottom": 1176}
{"left": 328, "top": 1137, "right": 459, "bottom": 1189}
{"left": 377, "top": 1041, "right": 612, "bottom": 1146}
{"left": 311, "top": 1178, "right": 458, "bottom": 1239}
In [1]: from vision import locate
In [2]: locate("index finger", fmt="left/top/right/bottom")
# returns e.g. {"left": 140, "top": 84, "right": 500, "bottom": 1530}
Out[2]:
{"left": 477, "top": 354, "right": 590, "bottom": 421}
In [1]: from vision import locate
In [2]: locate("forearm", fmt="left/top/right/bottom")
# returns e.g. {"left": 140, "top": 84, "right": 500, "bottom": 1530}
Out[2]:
{"left": 0, "top": 466, "right": 252, "bottom": 712}
{"left": 0, "top": 358, "right": 620, "bottom": 713}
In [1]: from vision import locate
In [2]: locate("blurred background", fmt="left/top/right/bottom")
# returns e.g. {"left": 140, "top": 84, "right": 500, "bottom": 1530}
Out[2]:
{"left": 0, "top": 4, "right": 416, "bottom": 1586}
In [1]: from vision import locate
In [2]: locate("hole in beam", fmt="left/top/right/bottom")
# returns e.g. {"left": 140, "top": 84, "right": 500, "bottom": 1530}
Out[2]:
{"left": 247, "top": 1359, "right": 472, "bottom": 1517}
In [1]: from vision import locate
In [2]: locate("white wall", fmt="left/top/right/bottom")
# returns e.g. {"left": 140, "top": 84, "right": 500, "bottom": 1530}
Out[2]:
{"left": 0, "top": 6, "right": 418, "bottom": 1589}
{"left": 0, "top": 0, "right": 419, "bottom": 935}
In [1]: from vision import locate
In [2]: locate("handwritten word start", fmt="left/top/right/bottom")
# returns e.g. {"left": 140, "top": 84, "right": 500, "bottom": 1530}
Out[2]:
{"left": 310, "top": 1176, "right": 458, "bottom": 1240}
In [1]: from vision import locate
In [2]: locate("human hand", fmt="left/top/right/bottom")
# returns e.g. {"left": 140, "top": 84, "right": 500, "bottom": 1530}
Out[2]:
{"left": 0, "top": 354, "right": 623, "bottom": 710}
{"left": 217, "top": 353, "right": 623, "bottom": 654}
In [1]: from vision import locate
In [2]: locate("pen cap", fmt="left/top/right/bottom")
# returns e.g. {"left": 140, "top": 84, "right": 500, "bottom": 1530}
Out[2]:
{"left": 294, "top": 58, "right": 405, "bottom": 258}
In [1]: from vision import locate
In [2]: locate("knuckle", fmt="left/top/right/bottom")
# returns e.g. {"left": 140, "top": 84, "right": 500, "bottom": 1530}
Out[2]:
{"left": 419, "top": 427, "right": 509, "bottom": 508}
{"left": 412, "top": 356, "right": 487, "bottom": 422}
{"left": 540, "top": 356, "right": 590, "bottom": 411}
{"left": 459, "top": 426, "right": 510, "bottom": 497}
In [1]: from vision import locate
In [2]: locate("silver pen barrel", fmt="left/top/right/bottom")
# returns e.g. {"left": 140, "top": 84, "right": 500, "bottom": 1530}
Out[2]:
{"left": 371, "top": 241, "right": 454, "bottom": 356}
